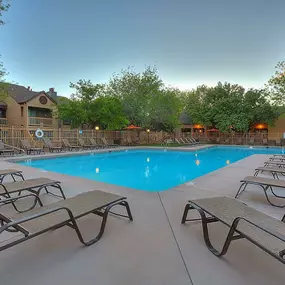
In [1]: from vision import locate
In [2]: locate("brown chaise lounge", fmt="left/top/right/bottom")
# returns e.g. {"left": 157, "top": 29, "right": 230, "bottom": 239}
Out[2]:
{"left": 62, "top": 139, "right": 81, "bottom": 151}
{"left": 181, "top": 196, "right": 285, "bottom": 264}
{"left": 0, "top": 177, "right": 65, "bottom": 211}
{"left": 78, "top": 138, "right": 94, "bottom": 150}
{"left": 101, "top": 137, "right": 119, "bottom": 148}
{"left": 0, "top": 169, "right": 24, "bottom": 183}
{"left": 42, "top": 137, "right": 63, "bottom": 153}
{"left": 254, "top": 166, "right": 285, "bottom": 179}
{"left": 89, "top": 138, "right": 104, "bottom": 149}
{"left": 264, "top": 160, "right": 285, "bottom": 168}
{"left": 236, "top": 176, "right": 285, "bottom": 207}
{"left": 269, "top": 155, "right": 285, "bottom": 162}
{"left": 0, "top": 190, "right": 133, "bottom": 252}
{"left": 20, "top": 139, "right": 44, "bottom": 155}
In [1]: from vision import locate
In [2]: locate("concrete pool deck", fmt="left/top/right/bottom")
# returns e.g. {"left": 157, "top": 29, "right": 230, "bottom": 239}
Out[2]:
{"left": 0, "top": 147, "right": 284, "bottom": 285}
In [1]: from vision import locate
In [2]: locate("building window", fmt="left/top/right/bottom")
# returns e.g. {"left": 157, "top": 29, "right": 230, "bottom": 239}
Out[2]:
{"left": 0, "top": 109, "right": 6, "bottom": 118}
{"left": 21, "top": 107, "right": 24, "bottom": 117}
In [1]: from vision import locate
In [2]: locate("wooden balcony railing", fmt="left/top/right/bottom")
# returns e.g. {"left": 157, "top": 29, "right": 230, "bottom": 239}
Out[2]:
{"left": 29, "top": 117, "right": 53, "bottom": 127}
{"left": 0, "top": 118, "right": 8, "bottom": 125}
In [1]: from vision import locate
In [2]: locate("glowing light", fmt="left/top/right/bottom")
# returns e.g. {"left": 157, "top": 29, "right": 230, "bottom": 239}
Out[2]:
{"left": 146, "top": 157, "right": 150, "bottom": 162}
{"left": 193, "top": 124, "right": 203, "bottom": 129}
{"left": 195, "top": 159, "right": 200, "bottom": 166}
{"left": 226, "top": 160, "right": 230, "bottom": 165}
{"left": 95, "top": 168, "right": 100, "bottom": 173}
{"left": 95, "top": 126, "right": 99, "bottom": 131}
{"left": 146, "top": 129, "right": 150, "bottom": 133}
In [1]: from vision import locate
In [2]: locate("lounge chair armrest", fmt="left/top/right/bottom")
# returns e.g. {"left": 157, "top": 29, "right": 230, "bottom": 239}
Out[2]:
{"left": 0, "top": 206, "right": 75, "bottom": 234}
{"left": 235, "top": 217, "right": 285, "bottom": 243}
{"left": 0, "top": 193, "right": 43, "bottom": 207}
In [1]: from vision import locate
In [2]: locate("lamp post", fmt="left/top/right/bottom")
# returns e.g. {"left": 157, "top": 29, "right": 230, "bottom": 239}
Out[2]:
{"left": 95, "top": 126, "right": 99, "bottom": 143}
{"left": 147, "top": 129, "right": 150, "bottom": 144}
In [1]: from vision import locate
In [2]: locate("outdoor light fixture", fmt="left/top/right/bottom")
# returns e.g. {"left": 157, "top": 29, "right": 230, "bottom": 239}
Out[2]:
{"left": 95, "top": 126, "right": 99, "bottom": 131}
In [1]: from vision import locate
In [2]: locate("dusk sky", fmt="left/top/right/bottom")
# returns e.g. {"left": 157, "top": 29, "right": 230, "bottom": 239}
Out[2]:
{"left": 0, "top": 0, "right": 285, "bottom": 97}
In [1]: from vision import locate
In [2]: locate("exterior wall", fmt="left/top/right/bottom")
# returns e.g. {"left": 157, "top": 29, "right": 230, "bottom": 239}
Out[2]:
{"left": 26, "top": 93, "right": 59, "bottom": 129}
{"left": 268, "top": 115, "right": 285, "bottom": 140}
{"left": 5, "top": 96, "right": 24, "bottom": 126}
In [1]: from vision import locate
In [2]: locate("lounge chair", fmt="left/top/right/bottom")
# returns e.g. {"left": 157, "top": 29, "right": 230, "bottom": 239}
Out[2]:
{"left": 0, "top": 177, "right": 65, "bottom": 202}
{"left": 249, "top": 137, "right": 255, "bottom": 145}
{"left": 263, "top": 138, "right": 268, "bottom": 146}
{"left": 0, "top": 140, "right": 15, "bottom": 156}
{"left": 236, "top": 138, "right": 242, "bottom": 145}
{"left": 254, "top": 166, "right": 285, "bottom": 179}
{"left": 236, "top": 176, "right": 285, "bottom": 207}
{"left": 89, "top": 138, "right": 104, "bottom": 149}
{"left": 62, "top": 139, "right": 81, "bottom": 151}
{"left": 264, "top": 160, "right": 285, "bottom": 168}
{"left": 0, "top": 190, "right": 133, "bottom": 252}
{"left": 78, "top": 138, "right": 94, "bottom": 149}
{"left": 101, "top": 138, "right": 119, "bottom": 148}
{"left": 190, "top": 137, "right": 200, "bottom": 145}
{"left": 20, "top": 139, "right": 44, "bottom": 155}
{"left": 276, "top": 139, "right": 282, "bottom": 146}
{"left": 184, "top": 137, "right": 197, "bottom": 145}
{"left": 42, "top": 137, "right": 63, "bottom": 153}
{"left": 0, "top": 169, "right": 24, "bottom": 183}
{"left": 181, "top": 196, "right": 285, "bottom": 264}
{"left": 269, "top": 155, "right": 285, "bottom": 162}
{"left": 179, "top": 138, "right": 194, "bottom": 146}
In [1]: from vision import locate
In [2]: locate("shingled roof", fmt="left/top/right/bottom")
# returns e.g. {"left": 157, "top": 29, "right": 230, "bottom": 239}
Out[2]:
{"left": 5, "top": 84, "right": 57, "bottom": 104}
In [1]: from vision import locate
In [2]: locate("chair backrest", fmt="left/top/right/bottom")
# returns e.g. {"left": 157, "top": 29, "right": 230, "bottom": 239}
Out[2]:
{"left": 250, "top": 138, "right": 254, "bottom": 143}
{"left": 89, "top": 138, "right": 97, "bottom": 145}
{"left": 62, "top": 139, "right": 71, "bottom": 147}
{"left": 276, "top": 139, "right": 281, "bottom": 143}
{"left": 78, "top": 138, "right": 85, "bottom": 146}
{"left": 0, "top": 140, "right": 5, "bottom": 150}
{"left": 43, "top": 137, "right": 52, "bottom": 148}
{"left": 101, "top": 138, "right": 108, "bottom": 145}
{"left": 263, "top": 138, "right": 268, "bottom": 143}
{"left": 21, "top": 139, "right": 32, "bottom": 149}
{"left": 175, "top": 138, "right": 181, "bottom": 144}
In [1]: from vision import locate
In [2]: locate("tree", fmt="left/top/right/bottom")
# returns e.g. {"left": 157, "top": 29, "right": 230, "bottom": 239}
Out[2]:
{"left": 268, "top": 61, "right": 285, "bottom": 104}
{"left": 148, "top": 88, "right": 183, "bottom": 132}
{"left": 0, "top": 0, "right": 10, "bottom": 26}
{"left": 58, "top": 79, "right": 129, "bottom": 129}
{"left": 185, "top": 82, "right": 279, "bottom": 132}
{"left": 0, "top": 0, "right": 11, "bottom": 99}
{"left": 107, "top": 66, "right": 163, "bottom": 127}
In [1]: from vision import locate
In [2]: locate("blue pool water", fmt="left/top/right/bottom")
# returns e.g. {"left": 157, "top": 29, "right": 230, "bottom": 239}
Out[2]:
{"left": 18, "top": 146, "right": 284, "bottom": 192}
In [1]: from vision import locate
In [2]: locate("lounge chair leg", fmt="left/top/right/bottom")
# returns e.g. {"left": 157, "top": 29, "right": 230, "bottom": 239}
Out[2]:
{"left": 181, "top": 203, "right": 192, "bottom": 223}
{"left": 235, "top": 183, "right": 247, "bottom": 198}
{"left": 188, "top": 203, "right": 244, "bottom": 257}
{"left": 71, "top": 200, "right": 133, "bottom": 246}
{"left": 44, "top": 184, "right": 66, "bottom": 199}
{"left": 263, "top": 186, "right": 285, "bottom": 208}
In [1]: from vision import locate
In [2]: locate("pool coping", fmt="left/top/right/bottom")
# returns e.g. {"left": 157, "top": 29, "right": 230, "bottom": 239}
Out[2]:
{"left": 4, "top": 144, "right": 214, "bottom": 162}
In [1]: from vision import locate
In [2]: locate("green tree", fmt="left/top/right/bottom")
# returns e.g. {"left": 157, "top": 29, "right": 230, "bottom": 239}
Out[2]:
{"left": 58, "top": 79, "right": 129, "bottom": 129}
{"left": 185, "top": 82, "right": 279, "bottom": 132}
{"left": 268, "top": 61, "right": 285, "bottom": 104}
{"left": 148, "top": 88, "right": 183, "bottom": 131}
{"left": 0, "top": 0, "right": 10, "bottom": 26}
{"left": 107, "top": 66, "right": 163, "bottom": 127}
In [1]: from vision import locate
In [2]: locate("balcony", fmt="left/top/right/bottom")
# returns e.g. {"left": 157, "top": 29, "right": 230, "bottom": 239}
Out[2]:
{"left": 0, "top": 118, "right": 8, "bottom": 125}
{"left": 29, "top": 117, "right": 53, "bottom": 127}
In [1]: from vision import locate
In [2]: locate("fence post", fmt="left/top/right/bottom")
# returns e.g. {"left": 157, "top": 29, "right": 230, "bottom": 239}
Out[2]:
{"left": 11, "top": 125, "right": 14, "bottom": 146}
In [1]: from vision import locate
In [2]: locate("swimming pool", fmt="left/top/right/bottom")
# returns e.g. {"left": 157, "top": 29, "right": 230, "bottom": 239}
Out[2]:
{"left": 18, "top": 146, "right": 284, "bottom": 192}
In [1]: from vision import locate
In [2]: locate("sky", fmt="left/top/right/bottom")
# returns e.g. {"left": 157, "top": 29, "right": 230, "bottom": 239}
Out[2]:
{"left": 0, "top": 0, "right": 285, "bottom": 97}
